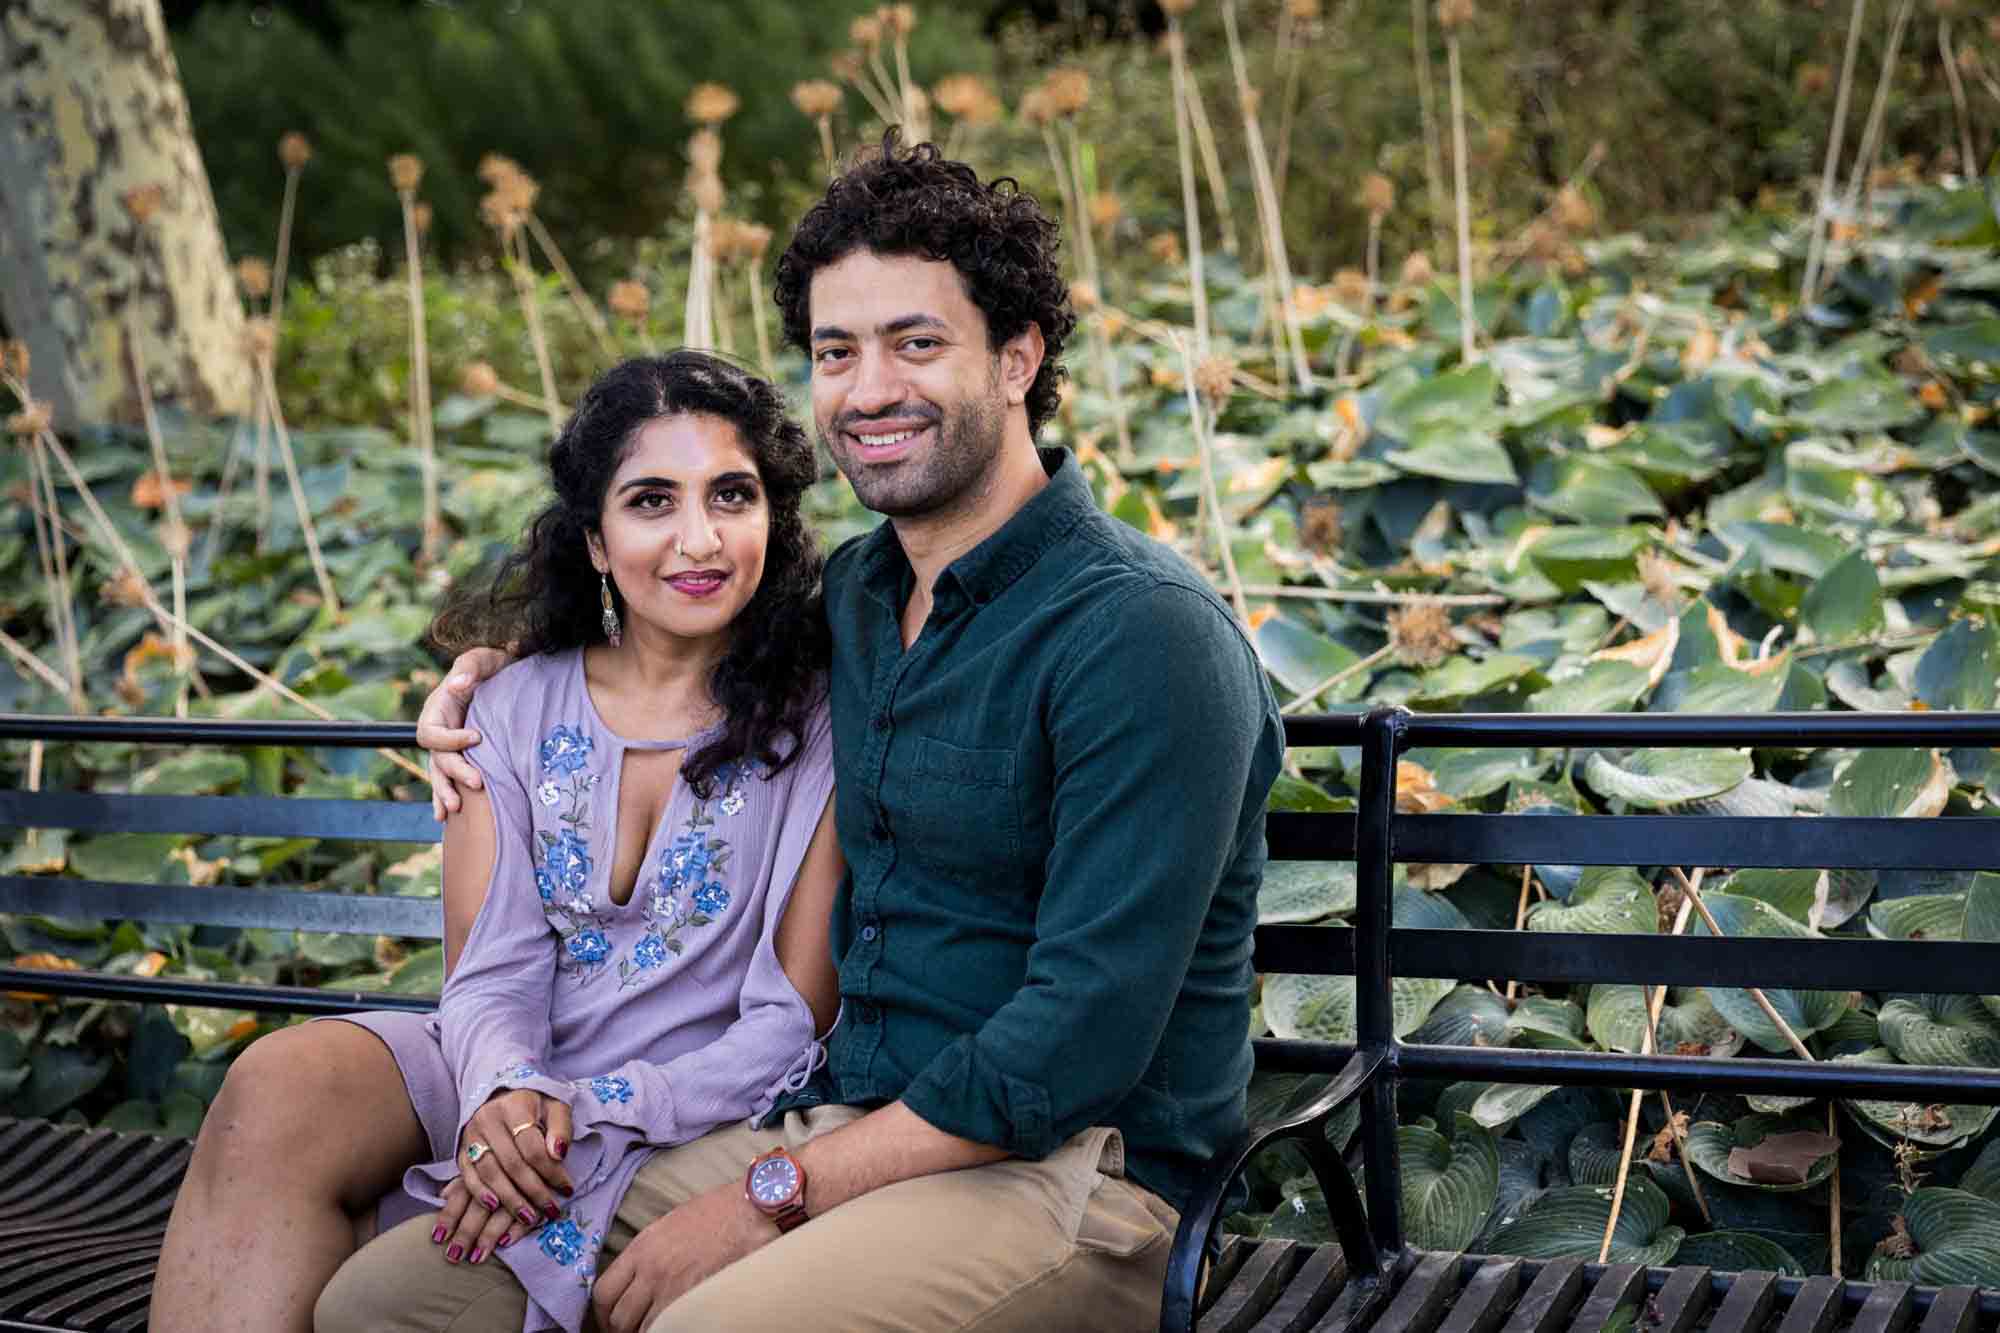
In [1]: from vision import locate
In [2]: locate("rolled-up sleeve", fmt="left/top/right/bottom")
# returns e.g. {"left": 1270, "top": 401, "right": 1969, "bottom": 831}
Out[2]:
{"left": 898, "top": 583, "right": 1281, "bottom": 1158}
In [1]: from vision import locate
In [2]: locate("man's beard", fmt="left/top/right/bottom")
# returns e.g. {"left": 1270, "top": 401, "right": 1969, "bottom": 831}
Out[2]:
{"left": 824, "top": 386, "right": 1007, "bottom": 520}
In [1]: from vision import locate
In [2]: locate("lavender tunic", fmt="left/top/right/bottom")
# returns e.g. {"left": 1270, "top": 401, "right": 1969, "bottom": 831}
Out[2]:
{"left": 339, "top": 648, "right": 833, "bottom": 1333}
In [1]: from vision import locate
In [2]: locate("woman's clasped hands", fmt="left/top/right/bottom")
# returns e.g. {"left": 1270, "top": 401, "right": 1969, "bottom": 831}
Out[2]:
{"left": 433, "top": 1088, "right": 575, "bottom": 1265}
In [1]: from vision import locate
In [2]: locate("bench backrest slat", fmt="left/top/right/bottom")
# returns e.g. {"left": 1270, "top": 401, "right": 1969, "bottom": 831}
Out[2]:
{"left": 0, "top": 792, "right": 439, "bottom": 844}
{"left": 0, "top": 875, "right": 441, "bottom": 940}
{"left": 1397, "top": 811, "right": 1998, "bottom": 872}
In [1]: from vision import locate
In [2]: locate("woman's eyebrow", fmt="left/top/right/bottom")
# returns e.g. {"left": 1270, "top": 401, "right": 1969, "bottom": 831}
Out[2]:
{"left": 709, "top": 470, "right": 761, "bottom": 488}
{"left": 615, "top": 475, "right": 680, "bottom": 493}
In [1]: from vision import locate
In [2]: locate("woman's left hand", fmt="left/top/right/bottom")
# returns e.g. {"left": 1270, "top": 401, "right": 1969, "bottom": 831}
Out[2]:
{"left": 433, "top": 1173, "right": 524, "bottom": 1265}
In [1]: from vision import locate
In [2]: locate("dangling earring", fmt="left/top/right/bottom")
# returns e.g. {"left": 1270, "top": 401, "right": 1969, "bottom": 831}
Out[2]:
{"left": 599, "top": 573, "right": 622, "bottom": 647}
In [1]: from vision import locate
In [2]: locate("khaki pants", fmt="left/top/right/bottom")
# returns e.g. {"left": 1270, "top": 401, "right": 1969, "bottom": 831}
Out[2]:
{"left": 315, "top": 1106, "right": 1178, "bottom": 1332}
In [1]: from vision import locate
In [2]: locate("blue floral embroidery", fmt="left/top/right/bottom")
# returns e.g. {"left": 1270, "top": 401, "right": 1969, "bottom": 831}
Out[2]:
{"left": 692, "top": 880, "right": 730, "bottom": 915}
{"left": 539, "top": 1217, "right": 586, "bottom": 1266}
{"left": 567, "top": 928, "right": 610, "bottom": 965}
{"left": 539, "top": 725, "right": 593, "bottom": 776}
{"left": 632, "top": 933, "right": 668, "bottom": 970}
{"left": 582, "top": 1074, "right": 633, "bottom": 1104}
{"left": 615, "top": 774, "right": 745, "bottom": 988}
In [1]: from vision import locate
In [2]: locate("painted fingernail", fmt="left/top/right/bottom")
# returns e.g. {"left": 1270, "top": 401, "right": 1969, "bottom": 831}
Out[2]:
{"left": 446, "top": 1244, "right": 463, "bottom": 1263}
{"left": 518, "top": 1207, "right": 537, "bottom": 1226}
{"left": 553, "top": 1138, "right": 567, "bottom": 1159}
{"left": 497, "top": 1233, "right": 513, "bottom": 1249}
{"left": 481, "top": 1191, "right": 499, "bottom": 1210}
{"left": 431, "top": 1225, "right": 448, "bottom": 1245}
{"left": 558, "top": 1182, "right": 573, "bottom": 1197}
{"left": 470, "top": 1246, "right": 486, "bottom": 1265}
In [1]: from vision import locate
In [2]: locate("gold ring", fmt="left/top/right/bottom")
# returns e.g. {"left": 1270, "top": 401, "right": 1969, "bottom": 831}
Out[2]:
{"left": 509, "top": 1121, "right": 540, "bottom": 1138}
{"left": 465, "top": 1141, "right": 491, "bottom": 1164}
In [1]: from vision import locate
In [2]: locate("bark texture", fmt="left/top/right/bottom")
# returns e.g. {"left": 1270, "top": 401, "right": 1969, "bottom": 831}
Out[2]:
{"left": 0, "top": 0, "right": 249, "bottom": 426}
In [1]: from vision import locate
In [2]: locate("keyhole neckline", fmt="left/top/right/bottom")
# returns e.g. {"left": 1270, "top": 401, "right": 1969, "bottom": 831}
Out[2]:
{"left": 572, "top": 648, "right": 726, "bottom": 753}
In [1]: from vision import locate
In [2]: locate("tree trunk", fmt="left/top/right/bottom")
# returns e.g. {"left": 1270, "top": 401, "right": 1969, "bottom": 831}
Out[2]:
{"left": 0, "top": 0, "right": 249, "bottom": 428}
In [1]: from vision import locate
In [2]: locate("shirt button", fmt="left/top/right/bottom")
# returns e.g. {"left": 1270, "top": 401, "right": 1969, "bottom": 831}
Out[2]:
{"left": 872, "top": 712, "right": 891, "bottom": 733}
{"left": 861, "top": 923, "right": 879, "bottom": 942}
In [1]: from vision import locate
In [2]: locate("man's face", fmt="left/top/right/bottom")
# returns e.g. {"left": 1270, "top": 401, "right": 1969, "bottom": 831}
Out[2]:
{"left": 807, "top": 250, "right": 1008, "bottom": 519}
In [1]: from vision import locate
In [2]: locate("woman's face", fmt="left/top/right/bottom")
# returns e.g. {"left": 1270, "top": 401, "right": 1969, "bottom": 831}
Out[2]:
{"left": 587, "top": 413, "right": 770, "bottom": 647}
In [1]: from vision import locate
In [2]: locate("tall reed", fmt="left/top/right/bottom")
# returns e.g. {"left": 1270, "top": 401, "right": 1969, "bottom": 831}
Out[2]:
{"left": 1803, "top": 0, "right": 1870, "bottom": 299}
{"left": 1438, "top": 0, "right": 1479, "bottom": 362}
{"left": 388, "top": 155, "right": 443, "bottom": 561}
{"left": 1221, "top": 0, "right": 1313, "bottom": 391}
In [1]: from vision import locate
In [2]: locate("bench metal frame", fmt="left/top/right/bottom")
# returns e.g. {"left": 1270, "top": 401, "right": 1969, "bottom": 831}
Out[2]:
{"left": 2, "top": 709, "right": 1998, "bottom": 1332}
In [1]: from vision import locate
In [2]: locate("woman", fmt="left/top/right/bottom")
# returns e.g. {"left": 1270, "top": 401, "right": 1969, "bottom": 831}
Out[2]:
{"left": 152, "top": 352, "right": 842, "bottom": 1333}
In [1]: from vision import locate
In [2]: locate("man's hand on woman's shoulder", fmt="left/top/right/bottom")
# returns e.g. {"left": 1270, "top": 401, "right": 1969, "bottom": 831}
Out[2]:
{"left": 418, "top": 647, "right": 514, "bottom": 819}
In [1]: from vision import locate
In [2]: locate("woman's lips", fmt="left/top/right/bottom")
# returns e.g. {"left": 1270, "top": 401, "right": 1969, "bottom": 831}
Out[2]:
{"left": 665, "top": 571, "right": 727, "bottom": 598}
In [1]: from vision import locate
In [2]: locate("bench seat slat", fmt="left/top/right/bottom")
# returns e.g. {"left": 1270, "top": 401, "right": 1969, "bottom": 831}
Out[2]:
{"left": 1647, "top": 1265, "right": 1712, "bottom": 1333}
{"left": 1917, "top": 1287, "right": 1980, "bottom": 1333}
{"left": 1568, "top": 1263, "right": 1645, "bottom": 1333}
{"left": 1852, "top": 1282, "right": 1917, "bottom": 1333}
{"left": 1499, "top": 1257, "right": 1587, "bottom": 1333}
{"left": 1374, "top": 1251, "right": 1463, "bottom": 1333}
{"left": 1249, "top": 1245, "right": 1349, "bottom": 1333}
{"left": 1774, "top": 1275, "right": 1844, "bottom": 1333}
{"left": 1432, "top": 1258, "right": 1522, "bottom": 1333}
{"left": 0, "top": 875, "right": 442, "bottom": 939}
{"left": 1202, "top": 1240, "right": 1304, "bottom": 1333}
{"left": 0, "top": 792, "right": 437, "bottom": 843}
{"left": 1706, "top": 1270, "right": 1779, "bottom": 1333}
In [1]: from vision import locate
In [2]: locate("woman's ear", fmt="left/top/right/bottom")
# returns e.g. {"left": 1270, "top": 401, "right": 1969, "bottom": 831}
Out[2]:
{"left": 585, "top": 529, "right": 608, "bottom": 574}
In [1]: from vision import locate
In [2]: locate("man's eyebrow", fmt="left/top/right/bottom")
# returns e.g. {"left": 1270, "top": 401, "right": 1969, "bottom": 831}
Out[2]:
{"left": 809, "top": 314, "right": 949, "bottom": 342}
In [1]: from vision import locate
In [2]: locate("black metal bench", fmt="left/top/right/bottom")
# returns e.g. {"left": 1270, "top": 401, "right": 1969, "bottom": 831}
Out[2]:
{"left": 4, "top": 709, "right": 1999, "bottom": 1332}
{"left": 1163, "top": 707, "right": 2000, "bottom": 1333}
{"left": 0, "top": 715, "right": 437, "bottom": 1333}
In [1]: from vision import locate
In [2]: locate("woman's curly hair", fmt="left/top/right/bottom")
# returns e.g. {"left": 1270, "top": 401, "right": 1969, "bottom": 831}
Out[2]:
{"left": 773, "top": 129, "right": 1076, "bottom": 437}
{"left": 431, "top": 352, "right": 827, "bottom": 797}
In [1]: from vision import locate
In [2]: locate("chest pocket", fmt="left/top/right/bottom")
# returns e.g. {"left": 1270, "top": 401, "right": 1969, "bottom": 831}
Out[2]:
{"left": 907, "top": 736, "right": 1020, "bottom": 881}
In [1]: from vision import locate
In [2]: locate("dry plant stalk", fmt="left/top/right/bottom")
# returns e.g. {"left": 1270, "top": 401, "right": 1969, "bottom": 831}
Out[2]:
{"left": 1670, "top": 866, "right": 1817, "bottom": 1062}
{"left": 1802, "top": 0, "right": 1871, "bottom": 300}
{"left": 0, "top": 627, "right": 69, "bottom": 698}
{"left": 527, "top": 213, "right": 616, "bottom": 360}
{"left": 1164, "top": 22, "right": 1212, "bottom": 352}
{"left": 1939, "top": 16, "right": 1978, "bottom": 178}
{"left": 253, "top": 350, "right": 341, "bottom": 613}
{"left": 125, "top": 321, "right": 193, "bottom": 712}
{"left": 271, "top": 132, "right": 310, "bottom": 331}
{"left": 6, "top": 383, "right": 84, "bottom": 705}
{"left": 1833, "top": 0, "right": 1919, "bottom": 267}
{"left": 512, "top": 230, "right": 564, "bottom": 430}
{"left": 1170, "top": 23, "right": 1241, "bottom": 257}
{"left": 1221, "top": 0, "right": 1314, "bottom": 392}
{"left": 1599, "top": 887, "right": 1697, "bottom": 1263}
{"left": 792, "top": 80, "right": 844, "bottom": 177}
{"left": 391, "top": 159, "right": 443, "bottom": 564}
{"left": 1411, "top": 0, "right": 1449, "bottom": 242}
{"left": 1439, "top": 1, "right": 1479, "bottom": 361}
{"left": 1179, "top": 337, "right": 1251, "bottom": 625}
{"left": 1240, "top": 582, "right": 1506, "bottom": 607}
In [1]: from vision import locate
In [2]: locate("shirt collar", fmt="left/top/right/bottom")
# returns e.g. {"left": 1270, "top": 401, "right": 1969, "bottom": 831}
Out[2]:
{"left": 853, "top": 448, "right": 1092, "bottom": 610}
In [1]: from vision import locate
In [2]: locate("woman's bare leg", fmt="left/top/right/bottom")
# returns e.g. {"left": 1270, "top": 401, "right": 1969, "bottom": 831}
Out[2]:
{"left": 151, "top": 1019, "right": 430, "bottom": 1333}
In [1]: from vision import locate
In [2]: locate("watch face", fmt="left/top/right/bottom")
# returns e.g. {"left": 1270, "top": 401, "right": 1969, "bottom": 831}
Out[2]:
{"left": 749, "top": 1156, "right": 800, "bottom": 1206}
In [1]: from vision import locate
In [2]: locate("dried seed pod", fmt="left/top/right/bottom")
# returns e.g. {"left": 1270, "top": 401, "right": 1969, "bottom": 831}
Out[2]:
{"left": 278, "top": 131, "right": 312, "bottom": 170}
{"left": 100, "top": 568, "right": 151, "bottom": 609}
{"left": 3, "top": 340, "right": 29, "bottom": 380}
{"left": 1158, "top": 0, "right": 1196, "bottom": 14}
{"left": 495, "top": 168, "right": 540, "bottom": 216}
{"left": 480, "top": 190, "right": 523, "bottom": 235}
{"left": 1796, "top": 63, "right": 1832, "bottom": 97}
{"left": 387, "top": 154, "right": 424, "bottom": 193}
{"left": 120, "top": 184, "right": 165, "bottom": 224}
{"left": 686, "top": 82, "right": 741, "bottom": 126}
{"left": 242, "top": 317, "right": 277, "bottom": 361}
{"left": 792, "top": 79, "right": 844, "bottom": 120}
{"left": 1436, "top": 0, "right": 1475, "bottom": 30}
{"left": 1069, "top": 280, "right": 1101, "bottom": 312}
{"left": 1401, "top": 251, "right": 1435, "bottom": 285}
{"left": 849, "top": 15, "right": 882, "bottom": 48}
{"left": 1360, "top": 172, "right": 1396, "bottom": 218}
{"left": 687, "top": 129, "right": 723, "bottom": 175}
{"left": 1146, "top": 232, "right": 1182, "bottom": 264}
{"left": 1552, "top": 185, "right": 1596, "bottom": 233}
{"left": 879, "top": 4, "right": 917, "bottom": 37}
{"left": 132, "top": 471, "right": 191, "bottom": 511}
{"left": 1300, "top": 494, "right": 1342, "bottom": 555}
{"left": 235, "top": 257, "right": 272, "bottom": 299}
{"left": 738, "top": 222, "right": 772, "bottom": 261}
{"left": 1088, "top": 191, "right": 1123, "bottom": 230}
{"left": 606, "top": 282, "right": 651, "bottom": 321}
{"left": 460, "top": 362, "right": 501, "bottom": 396}
{"left": 707, "top": 218, "right": 744, "bottom": 264}
{"left": 933, "top": 74, "right": 1002, "bottom": 125}
{"left": 1332, "top": 268, "right": 1372, "bottom": 309}
{"left": 412, "top": 201, "right": 433, "bottom": 234}
{"left": 1044, "top": 68, "right": 1091, "bottom": 116}
{"left": 1192, "top": 354, "right": 1237, "bottom": 406}
{"left": 1388, "top": 603, "right": 1455, "bottom": 668}
{"left": 6, "top": 402, "right": 50, "bottom": 436}
{"left": 478, "top": 153, "right": 524, "bottom": 185}
{"left": 1286, "top": 0, "right": 1322, "bottom": 17}
{"left": 830, "top": 50, "right": 866, "bottom": 84}
{"left": 688, "top": 172, "right": 725, "bottom": 216}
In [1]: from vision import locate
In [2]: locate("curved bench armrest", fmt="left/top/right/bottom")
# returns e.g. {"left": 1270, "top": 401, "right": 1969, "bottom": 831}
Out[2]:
{"left": 1159, "top": 1048, "right": 1387, "bottom": 1333}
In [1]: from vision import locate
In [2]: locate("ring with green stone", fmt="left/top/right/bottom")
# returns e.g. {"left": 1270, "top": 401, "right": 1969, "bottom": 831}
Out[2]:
{"left": 466, "top": 1141, "right": 491, "bottom": 1164}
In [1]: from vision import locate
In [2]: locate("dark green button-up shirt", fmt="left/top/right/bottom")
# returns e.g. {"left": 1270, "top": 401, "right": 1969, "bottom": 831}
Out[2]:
{"left": 796, "top": 447, "right": 1283, "bottom": 1213}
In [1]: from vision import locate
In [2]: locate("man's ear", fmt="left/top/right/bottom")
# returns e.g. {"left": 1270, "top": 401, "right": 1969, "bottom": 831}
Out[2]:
{"left": 585, "top": 530, "right": 608, "bottom": 574}
{"left": 997, "top": 322, "right": 1045, "bottom": 408}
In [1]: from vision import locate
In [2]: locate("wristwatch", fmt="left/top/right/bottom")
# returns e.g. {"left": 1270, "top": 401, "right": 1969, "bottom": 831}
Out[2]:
{"left": 744, "top": 1146, "right": 810, "bottom": 1233}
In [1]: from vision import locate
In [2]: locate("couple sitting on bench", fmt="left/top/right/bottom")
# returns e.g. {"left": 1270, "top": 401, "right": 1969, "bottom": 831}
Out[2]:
{"left": 149, "top": 133, "right": 1283, "bottom": 1333}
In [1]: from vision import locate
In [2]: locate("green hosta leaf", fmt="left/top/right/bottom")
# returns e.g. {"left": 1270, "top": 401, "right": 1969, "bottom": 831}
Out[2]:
{"left": 1786, "top": 373, "right": 1925, "bottom": 432}
{"left": 1785, "top": 441, "right": 1906, "bottom": 525}
{"left": 1685, "top": 1116, "right": 1840, "bottom": 1193}
{"left": 1878, "top": 995, "right": 2000, "bottom": 1068}
{"left": 1869, "top": 893, "right": 1971, "bottom": 941}
{"left": 1961, "top": 1138, "right": 2000, "bottom": 1205}
{"left": 386, "top": 945, "right": 444, "bottom": 995}
{"left": 1509, "top": 997, "right": 1588, "bottom": 1043}
{"left": 1529, "top": 527, "right": 1646, "bottom": 592}
{"left": 1257, "top": 616, "right": 1366, "bottom": 704}
{"left": 1715, "top": 522, "right": 1847, "bottom": 580}
{"left": 1868, "top": 1190, "right": 2000, "bottom": 1286}
{"left": 1470, "top": 1082, "right": 1562, "bottom": 1129}
{"left": 1827, "top": 749, "right": 1956, "bottom": 819}
{"left": 9, "top": 1045, "right": 112, "bottom": 1119}
{"left": 1375, "top": 363, "right": 1504, "bottom": 437}
{"left": 1674, "top": 1231, "right": 1806, "bottom": 1277}
{"left": 1692, "top": 893, "right": 1852, "bottom": 1052}
{"left": 1262, "top": 973, "right": 1455, "bottom": 1043}
{"left": 1410, "top": 985, "right": 1512, "bottom": 1047}
{"left": 1677, "top": 778, "right": 1807, "bottom": 819}
{"left": 1268, "top": 775, "right": 1343, "bottom": 812}
{"left": 1914, "top": 619, "right": 2000, "bottom": 711}
{"left": 1671, "top": 660, "right": 1789, "bottom": 713}
{"left": 1799, "top": 549, "right": 1885, "bottom": 644}
{"left": 1258, "top": 862, "right": 1357, "bottom": 924}
{"left": 68, "top": 832, "right": 191, "bottom": 883}
{"left": 1400, "top": 1114, "right": 1501, "bottom": 1251}
{"left": 1585, "top": 985, "right": 1741, "bottom": 1058}
{"left": 1305, "top": 458, "right": 1398, "bottom": 489}
{"left": 1528, "top": 866, "right": 1657, "bottom": 935}
{"left": 1406, "top": 748, "right": 1547, "bottom": 800}
{"left": 1386, "top": 429, "right": 1520, "bottom": 486}
{"left": 1528, "top": 456, "right": 1664, "bottom": 524}
{"left": 1711, "top": 868, "right": 1823, "bottom": 925}
{"left": 1842, "top": 1049, "right": 2000, "bottom": 1151}
{"left": 1583, "top": 748, "right": 1751, "bottom": 808}
{"left": 1409, "top": 654, "right": 1541, "bottom": 707}
{"left": 1528, "top": 661, "right": 1653, "bottom": 713}
{"left": 1923, "top": 317, "right": 2000, "bottom": 366}
{"left": 1486, "top": 1175, "right": 1684, "bottom": 1265}
{"left": 132, "top": 752, "right": 250, "bottom": 796}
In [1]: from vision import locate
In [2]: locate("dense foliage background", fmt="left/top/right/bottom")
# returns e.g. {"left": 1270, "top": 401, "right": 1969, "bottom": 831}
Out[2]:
{"left": 3, "top": 0, "right": 2000, "bottom": 1285}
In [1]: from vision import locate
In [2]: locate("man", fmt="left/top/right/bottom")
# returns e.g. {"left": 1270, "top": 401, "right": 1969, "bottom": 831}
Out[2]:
{"left": 398, "top": 133, "right": 1281, "bottom": 1331}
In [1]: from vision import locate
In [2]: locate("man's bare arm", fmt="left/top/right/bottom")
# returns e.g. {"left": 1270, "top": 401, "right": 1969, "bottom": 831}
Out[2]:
{"left": 794, "top": 1101, "right": 1010, "bottom": 1216}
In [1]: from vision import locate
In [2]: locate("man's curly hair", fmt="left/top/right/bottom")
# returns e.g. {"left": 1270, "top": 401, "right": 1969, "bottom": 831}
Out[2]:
{"left": 773, "top": 130, "right": 1075, "bottom": 438}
